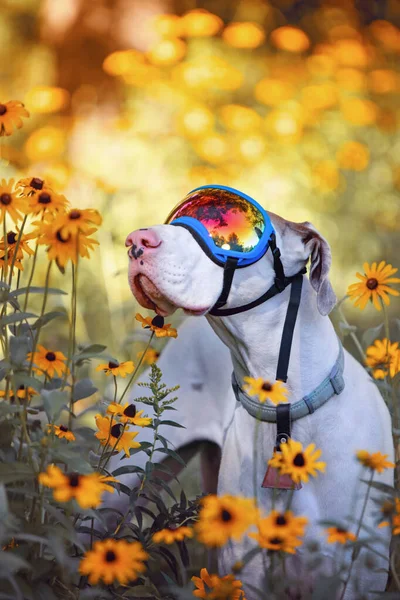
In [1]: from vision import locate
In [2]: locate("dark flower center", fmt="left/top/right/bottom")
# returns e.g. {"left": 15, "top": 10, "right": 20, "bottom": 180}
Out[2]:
{"left": 110, "top": 423, "right": 123, "bottom": 438}
{"left": 38, "top": 192, "right": 51, "bottom": 204}
{"left": 152, "top": 315, "right": 165, "bottom": 328}
{"left": 45, "top": 351, "right": 56, "bottom": 361}
{"left": 270, "top": 537, "right": 283, "bottom": 545}
{"left": 7, "top": 232, "right": 17, "bottom": 245}
{"left": 293, "top": 453, "right": 306, "bottom": 467}
{"left": 221, "top": 509, "right": 233, "bottom": 522}
{"left": 276, "top": 515, "right": 287, "bottom": 526}
{"left": 105, "top": 550, "right": 117, "bottom": 562}
{"left": 336, "top": 527, "right": 347, "bottom": 534}
{"left": 108, "top": 361, "right": 119, "bottom": 369}
{"left": 366, "top": 278, "right": 378, "bottom": 290}
{"left": 69, "top": 210, "right": 81, "bottom": 220}
{"left": 0, "top": 104, "right": 7, "bottom": 116}
{"left": 56, "top": 229, "right": 70, "bottom": 243}
{"left": 0, "top": 193, "right": 12, "bottom": 206}
{"left": 123, "top": 404, "right": 137, "bottom": 417}
{"left": 18, "top": 385, "right": 25, "bottom": 390}
{"left": 262, "top": 381, "right": 272, "bottom": 392}
{"left": 30, "top": 177, "right": 44, "bottom": 190}
{"left": 59, "top": 425, "right": 69, "bottom": 432}
{"left": 68, "top": 473, "right": 80, "bottom": 487}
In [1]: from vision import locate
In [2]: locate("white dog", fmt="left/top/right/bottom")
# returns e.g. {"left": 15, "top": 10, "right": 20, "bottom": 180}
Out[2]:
{"left": 125, "top": 192, "right": 393, "bottom": 598}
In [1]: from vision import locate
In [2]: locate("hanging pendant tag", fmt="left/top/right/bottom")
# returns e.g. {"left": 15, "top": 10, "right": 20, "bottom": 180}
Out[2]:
{"left": 261, "top": 463, "right": 302, "bottom": 490}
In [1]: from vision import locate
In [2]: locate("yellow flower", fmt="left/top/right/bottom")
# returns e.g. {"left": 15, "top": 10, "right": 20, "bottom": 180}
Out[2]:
{"left": 268, "top": 439, "right": 326, "bottom": 485}
{"left": 0, "top": 227, "right": 35, "bottom": 274}
{"left": 378, "top": 498, "right": 400, "bottom": 535}
{"left": 249, "top": 510, "right": 307, "bottom": 554}
{"left": 137, "top": 347, "right": 160, "bottom": 365}
{"left": 365, "top": 339, "right": 400, "bottom": 379}
{"left": 27, "top": 345, "right": 69, "bottom": 378}
{"left": 192, "top": 568, "right": 246, "bottom": 599}
{"left": 356, "top": 450, "right": 395, "bottom": 473}
{"left": 195, "top": 495, "right": 259, "bottom": 547}
{"left": 96, "top": 360, "right": 135, "bottom": 378}
{"left": 347, "top": 261, "right": 400, "bottom": 311}
{"left": 243, "top": 377, "right": 288, "bottom": 405}
{"left": 0, "top": 385, "right": 38, "bottom": 402}
{"left": 55, "top": 208, "right": 102, "bottom": 236}
{"left": 0, "top": 179, "right": 28, "bottom": 224}
{"left": 107, "top": 402, "right": 152, "bottom": 427}
{"left": 153, "top": 526, "right": 194, "bottom": 545}
{"left": 136, "top": 313, "right": 178, "bottom": 338}
{"left": 0, "top": 101, "right": 29, "bottom": 136}
{"left": 79, "top": 538, "right": 148, "bottom": 585}
{"left": 38, "top": 465, "right": 117, "bottom": 508}
{"left": 37, "top": 219, "right": 99, "bottom": 268}
{"left": 95, "top": 415, "right": 140, "bottom": 457}
{"left": 24, "top": 185, "right": 68, "bottom": 215}
{"left": 47, "top": 424, "right": 76, "bottom": 441}
{"left": 325, "top": 526, "right": 357, "bottom": 544}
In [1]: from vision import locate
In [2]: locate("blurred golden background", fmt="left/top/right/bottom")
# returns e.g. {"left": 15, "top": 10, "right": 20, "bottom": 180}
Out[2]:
{"left": 1, "top": 0, "right": 399, "bottom": 359}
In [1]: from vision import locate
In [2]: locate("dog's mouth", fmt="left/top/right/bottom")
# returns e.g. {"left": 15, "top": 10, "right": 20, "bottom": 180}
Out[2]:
{"left": 133, "top": 274, "right": 209, "bottom": 317}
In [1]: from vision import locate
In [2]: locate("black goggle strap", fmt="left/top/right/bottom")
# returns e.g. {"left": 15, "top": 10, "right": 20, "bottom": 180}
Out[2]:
{"left": 269, "top": 233, "right": 285, "bottom": 292}
{"left": 212, "top": 256, "right": 239, "bottom": 311}
{"left": 275, "top": 273, "right": 303, "bottom": 383}
{"left": 275, "top": 403, "right": 291, "bottom": 451}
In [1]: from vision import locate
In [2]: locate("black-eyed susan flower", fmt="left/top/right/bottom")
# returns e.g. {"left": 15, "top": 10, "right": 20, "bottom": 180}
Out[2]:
{"left": 0, "top": 101, "right": 29, "bottom": 136}
{"left": 17, "top": 176, "right": 48, "bottom": 196}
{"left": 0, "top": 228, "right": 35, "bottom": 262}
{"left": 47, "top": 424, "right": 76, "bottom": 441}
{"left": 55, "top": 208, "right": 102, "bottom": 236}
{"left": 356, "top": 450, "right": 395, "bottom": 473}
{"left": 37, "top": 220, "right": 99, "bottom": 268}
{"left": 243, "top": 377, "right": 288, "bottom": 405}
{"left": 38, "top": 465, "right": 117, "bottom": 508}
{"left": 249, "top": 510, "right": 307, "bottom": 553}
{"left": 365, "top": 339, "right": 400, "bottom": 379}
{"left": 27, "top": 188, "right": 68, "bottom": 215}
{"left": 268, "top": 439, "right": 326, "bottom": 484}
{"left": 0, "top": 385, "right": 38, "bottom": 402}
{"left": 347, "top": 261, "right": 400, "bottom": 311}
{"left": 79, "top": 538, "right": 148, "bottom": 585}
{"left": 153, "top": 526, "right": 194, "bottom": 545}
{"left": 95, "top": 415, "right": 140, "bottom": 457}
{"left": 107, "top": 402, "right": 152, "bottom": 427}
{"left": 0, "top": 179, "right": 28, "bottom": 224}
{"left": 96, "top": 360, "right": 135, "bottom": 378}
{"left": 136, "top": 313, "right": 178, "bottom": 338}
{"left": 378, "top": 498, "right": 400, "bottom": 535}
{"left": 27, "top": 345, "right": 69, "bottom": 378}
{"left": 325, "top": 526, "right": 357, "bottom": 544}
{"left": 137, "top": 347, "right": 160, "bottom": 365}
{"left": 195, "top": 494, "right": 259, "bottom": 547}
{"left": 192, "top": 568, "right": 246, "bottom": 599}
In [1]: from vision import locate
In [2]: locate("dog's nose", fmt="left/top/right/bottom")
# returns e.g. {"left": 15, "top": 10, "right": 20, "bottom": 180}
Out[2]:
{"left": 125, "top": 229, "right": 162, "bottom": 256}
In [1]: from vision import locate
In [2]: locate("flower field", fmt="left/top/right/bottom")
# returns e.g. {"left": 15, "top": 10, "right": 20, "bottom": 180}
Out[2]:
{"left": 0, "top": 1, "right": 399, "bottom": 598}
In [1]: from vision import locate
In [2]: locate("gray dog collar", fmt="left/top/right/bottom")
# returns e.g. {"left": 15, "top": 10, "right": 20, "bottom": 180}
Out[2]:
{"left": 232, "top": 342, "right": 345, "bottom": 423}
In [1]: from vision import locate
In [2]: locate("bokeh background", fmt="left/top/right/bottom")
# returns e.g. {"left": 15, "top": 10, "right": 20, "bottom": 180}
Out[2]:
{"left": 1, "top": 0, "right": 400, "bottom": 362}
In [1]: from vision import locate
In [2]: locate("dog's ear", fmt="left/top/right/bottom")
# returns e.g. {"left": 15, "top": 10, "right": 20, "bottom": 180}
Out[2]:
{"left": 269, "top": 214, "right": 336, "bottom": 316}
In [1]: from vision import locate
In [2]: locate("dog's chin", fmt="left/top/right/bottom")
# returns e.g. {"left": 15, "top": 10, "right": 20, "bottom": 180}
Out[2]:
{"left": 132, "top": 274, "right": 211, "bottom": 317}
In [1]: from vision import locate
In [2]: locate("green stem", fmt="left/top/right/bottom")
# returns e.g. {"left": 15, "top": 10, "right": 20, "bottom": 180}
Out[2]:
{"left": 118, "top": 332, "right": 154, "bottom": 404}
{"left": 28, "top": 261, "right": 52, "bottom": 377}
{"left": 339, "top": 470, "right": 374, "bottom": 600}
{"left": 113, "top": 376, "right": 118, "bottom": 404}
{"left": 67, "top": 260, "right": 79, "bottom": 430}
{"left": 7, "top": 215, "right": 28, "bottom": 287}
{"left": 23, "top": 240, "right": 39, "bottom": 312}
{"left": 337, "top": 303, "right": 366, "bottom": 362}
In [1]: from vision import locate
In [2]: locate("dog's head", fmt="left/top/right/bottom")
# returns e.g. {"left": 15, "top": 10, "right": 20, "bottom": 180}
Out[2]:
{"left": 126, "top": 211, "right": 336, "bottom": 318}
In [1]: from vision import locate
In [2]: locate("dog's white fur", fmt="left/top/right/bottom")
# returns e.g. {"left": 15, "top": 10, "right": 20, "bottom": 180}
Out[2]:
{"left": 126, "top": 213, "right": 394, "bottom": 598}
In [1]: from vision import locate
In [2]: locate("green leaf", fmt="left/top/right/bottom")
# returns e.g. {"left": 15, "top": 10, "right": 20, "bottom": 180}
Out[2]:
{"left": 73, "top": 344, "right": 107, "bottom": 362}
{"left": 9, "top": 335, "right": 32, "bottom": 366}
{"left": 0, "top": 551, "right": 31, "bottom": 574}
{"left": 123, "top": 585, "right": 158, "bottom": 598}
{"left": 156, "top": 447, "right": 186, "bottom": 465}
{"left": 72, "top": 378, "right": 97, "bottom": 402}
{"left": 339, "top": 322, "right": 357, "bottom": 337}
{"left": 0, "top": 313, "right": 37, "bottom": 328}
{"left": 112, "top": 465, "right": 144, "bottom": 477}
{"left": 31, "top": 311, "right": 68, "bottom": 330}
{"left": 157, "top": 420, "right": 185, "bottom": 428}
{"left": 41, "top": 389, "right": 68, "bottom": 422}
{"left": 0, "top": 463, "right": 35, "bottom": 484}
{"left": 31, "top": 583, "right": 58, "bottom": 600}
{"left": 10, "top": 287, "right": 68, "bottom": 298}
{"left": 362, "top": 323, "right": 384, "bottom": 348}
{"left": 79, "top": 589, "right": 112, "bottom": 599}
{"left": 360, "top": 480, "right": 396, "bottom": 494}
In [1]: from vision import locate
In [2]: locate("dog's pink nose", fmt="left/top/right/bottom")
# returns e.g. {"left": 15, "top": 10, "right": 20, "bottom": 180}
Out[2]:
{"left": 125, "top": 229, "right": 162, "bottom": 253}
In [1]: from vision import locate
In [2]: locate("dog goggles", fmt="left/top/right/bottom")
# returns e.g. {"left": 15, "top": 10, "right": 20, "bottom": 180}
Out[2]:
{"left": 165, "top": 185, "right": 274, "bottom": 268}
